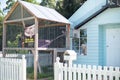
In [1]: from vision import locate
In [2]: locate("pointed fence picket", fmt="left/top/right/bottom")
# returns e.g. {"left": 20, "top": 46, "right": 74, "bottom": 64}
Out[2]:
{"left": 54, "top": 57, "right": 120, "bottom": 80}
{"left": 0, "top": 55, "right": 26, "bottom": 80}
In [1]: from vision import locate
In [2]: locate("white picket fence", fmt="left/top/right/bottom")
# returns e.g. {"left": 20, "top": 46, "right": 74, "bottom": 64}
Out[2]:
{"left": 54, "top": 57, "right": 120, "bottom": 80}
{"left": 0, "top": 55, "right": 26, "bottom": 80}
{"left": 0, "top": 53, "right": 52, "bottom": 67}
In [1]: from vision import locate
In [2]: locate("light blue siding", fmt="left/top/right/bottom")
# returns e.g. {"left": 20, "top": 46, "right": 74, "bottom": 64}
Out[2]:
{"left": 99, "top": 24, "right": 120, "bottom": 66}
{"left": 73, "top": 7, "right": 120, "bottom": 66}
{"left": 99, "top": 26, "right": 106, "bottom": 66}
{"left": 74, "top": 25, "right": 99, "bottom": 65}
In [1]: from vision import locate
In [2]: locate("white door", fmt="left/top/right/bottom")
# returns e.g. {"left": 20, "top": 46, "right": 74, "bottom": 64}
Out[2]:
{"left": 106, "top": 28, "right": 120, "bottom": 67}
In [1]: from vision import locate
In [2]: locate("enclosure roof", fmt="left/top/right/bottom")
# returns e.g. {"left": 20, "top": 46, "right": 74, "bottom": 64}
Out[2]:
{"left": 5, "top": 1, "right": 70, "bottom": 24}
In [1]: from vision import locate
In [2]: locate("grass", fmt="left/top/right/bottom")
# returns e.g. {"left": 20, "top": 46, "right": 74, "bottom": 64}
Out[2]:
{"left": 27, "top": 66, "right": 54, "bottom": 79}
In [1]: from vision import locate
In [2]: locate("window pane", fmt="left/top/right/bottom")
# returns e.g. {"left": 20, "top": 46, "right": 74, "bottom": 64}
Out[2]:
{"left": 72, "top": 38, "right": 79, "bottom": 52}
{"left": 80, "top": 29, "right": 87, "bottom": 55}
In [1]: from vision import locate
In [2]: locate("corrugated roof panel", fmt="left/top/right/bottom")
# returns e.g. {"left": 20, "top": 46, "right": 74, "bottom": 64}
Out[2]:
{"left": 34, "top": 5, "right": 58, "bottom": 21}
{"left": 47, "top": 8, "right": 70, "bottom": 23}
{"left": 19, "top": 1, "right": 46, "bottom": 19}
{"left": 19, "top": 1, "right": 70, "bottom": 24}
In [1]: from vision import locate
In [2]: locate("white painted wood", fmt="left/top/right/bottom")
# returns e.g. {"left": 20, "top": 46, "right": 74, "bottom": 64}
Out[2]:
{"left": 78, "top": 64, "right": 82, "bottom": 80}
{"left": 106, "top": 28, "right": 120, "bottom": 67}
{"left": 64, "top": 63, "right": 67, "bottom": 80}
{"left": 82, "top": 65, "right": 86, "bottom": 80}
{"left": 73, "top": 64, "right": 77, "bottom": 80}
{"left": 68, "top": 66, "right": 72, "bottom": 80}
{"left": 0, "top": 55, "right": 26, "bottom": 80}
{"left": 98, "top": 66, "right": 102, "bottom": 80}
{"left": 93, "top": 65, "right": 97, "bottom": 80}
{"left": 60, "top": 63, "right": 64, "bottom": 80}
{"left": 54, "top": 57, "right": 59, "bottom": 80}
{"left": 87, "top": 65, "right": 92, "bottom": 80}
{"left": 54, "top": 57, "right": 120, "bottom": 80}
{"left": 115, "top": 67, "right": 120, "bottom": 80}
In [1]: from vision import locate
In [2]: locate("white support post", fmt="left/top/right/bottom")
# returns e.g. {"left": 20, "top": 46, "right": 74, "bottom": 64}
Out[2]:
{"left": 68, "top": 60, "right": 73, "bottom": 67}
{"left": 22, "top": 55, "right": 26, "bottom": 80}
{"left": 54, "top": 57, "right": 61, "bottom": 80}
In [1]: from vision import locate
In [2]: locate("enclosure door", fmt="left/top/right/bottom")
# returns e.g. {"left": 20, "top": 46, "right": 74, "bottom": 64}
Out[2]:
{"left": 106, "top": 28, "right": 120, "bottom": 67}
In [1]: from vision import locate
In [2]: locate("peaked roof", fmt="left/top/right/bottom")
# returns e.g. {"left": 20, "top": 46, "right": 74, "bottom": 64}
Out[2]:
{"left": 69, "top": 0, "right": 120, "bottom": 29}
{"left": 75, "top": 5, "right": 108, "bottom": 29}
{"left": 5, "top": 1, "right": 70, "bottom": 24}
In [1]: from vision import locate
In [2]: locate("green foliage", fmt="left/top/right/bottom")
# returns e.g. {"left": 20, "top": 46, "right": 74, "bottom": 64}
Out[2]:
{"left": 56, "top": 0, "right": 86, "bottom": 19}
{"left": 40, "top": 0, "right": 56, "bottom": 8}
{"left": 40, "top": 0, "right": 86, "bottom": 19}
{"left": 0, "top": 4, "right": 3, "bottom": 50}
{"left": 3, "top": 0, "right": 38, "bottom": 13}
{"left": 6, "top": 24, "right": 23, "bottom": 47}
{"left": 3, "top": 0, "right": 15, "bottom": 12}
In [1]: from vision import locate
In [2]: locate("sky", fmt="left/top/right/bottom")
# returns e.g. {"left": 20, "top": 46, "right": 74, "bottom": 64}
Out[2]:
{"left": 0, "top": 0, "right": 6, "bottom": 10}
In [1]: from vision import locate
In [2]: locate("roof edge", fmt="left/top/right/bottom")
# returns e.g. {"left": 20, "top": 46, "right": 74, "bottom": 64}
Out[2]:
{"left": 74, "top": 5, "right": 109, "bottom": 29}
{"left": 4, "top": 1, "right": 19, "bottom": 22}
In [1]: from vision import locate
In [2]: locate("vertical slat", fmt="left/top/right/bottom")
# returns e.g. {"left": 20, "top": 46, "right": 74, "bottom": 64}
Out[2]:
{"left": 73, "top": 64, "right": 77, "bottom": 80}
{"left": 82, "top": 65, "right": 86, "bottom": 80}
{"left": 54, "top": 57, "right": 60, "bottom": 80}
{"left": 98, "top": 66, "right": 102, "bottom": 80}
{"left": 0, "top": 56, "right": 1, "bottom": 80}
{"left": 93, "top": 65, "right": 97, "bottom": 80}
{"left": 64, "top": 63, "right": 68, "bottom": 80}
{"left": 115, "top": 67, "right": 119, "bottom": 80}
{"left": 87, "top": 65, "right": 92, "bottom": 80}
{"left": 10, "top": 59, "right": 12, "bottom": 80}
{"left": 16, "top": 60, "right": 18, "bottom": 80}
{"left": 60, "top": 63, "right": 64, "bottom": 80}
{"left": 0, "top": 57, "right": 26, "bottom": 80}
{"left": 22, "top": 55, "right": 26, "bottom": 80}
{"left": 1, "top": 59, "right": 3, "bottom": 80}
{"left": 78, "top": 64, "right": 82, "bottom": 80}
{"left": 68, "top": 65, "right": 72, "bottom": 80}
{"left": 103, "top": 66, "right": 108, "bottom": 80}
{"left": 109, "top": 66, "right": 113, "bottom": 80}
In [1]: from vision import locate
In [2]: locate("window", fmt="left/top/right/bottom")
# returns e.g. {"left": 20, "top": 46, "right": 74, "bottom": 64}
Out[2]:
{"left": 80, "top": 29, "right": 87, "bottom": 55}
{"left": 72, "top": 30, "right": 80, "bottom": 53}
{"left": 72, "top": 38, "right": 79, "bottom": 52}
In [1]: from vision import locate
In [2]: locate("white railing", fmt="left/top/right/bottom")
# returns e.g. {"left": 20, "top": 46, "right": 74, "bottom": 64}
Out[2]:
{"left": 0, "top": 53, "right": 52, "bottom": 67}
{"left": 0, "top": 55, "right": 26, "bottom": 80}
{"left": 54, "top": 57, "right": 120, "bottom": 80}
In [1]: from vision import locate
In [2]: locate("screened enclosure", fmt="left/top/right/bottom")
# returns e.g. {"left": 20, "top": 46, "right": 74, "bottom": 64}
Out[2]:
{"left": 5, "top": 21, "right": 67, "bottom": 49}
{"left": 38, "top": 26, "right": 66, "bottom": 48}
{"left": 3, "top": 1, "right": 70, "bottom": 79}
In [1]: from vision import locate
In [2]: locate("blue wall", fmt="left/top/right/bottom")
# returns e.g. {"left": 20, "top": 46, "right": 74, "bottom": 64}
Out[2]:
{"left": 73, "top": 8, "right": 120, "bottom": 66}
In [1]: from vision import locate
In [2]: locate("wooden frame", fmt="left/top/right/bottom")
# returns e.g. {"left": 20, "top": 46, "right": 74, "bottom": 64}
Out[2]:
{"left": 4, "top": 17, "right": 34, "bottom": 23}
{"left": 3, "top": 1, "right": 70, "bottom": 80}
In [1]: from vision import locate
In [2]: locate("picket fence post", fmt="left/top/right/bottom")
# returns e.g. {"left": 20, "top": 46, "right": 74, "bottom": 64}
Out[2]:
{"left": 54, "top": 57, "right": 61, "bottom": 80}
{"left": 54, "top": 57, "right": 120, "bottom": 80}
{"left": 22, "top": 55, "right": 26, "bottom": 80}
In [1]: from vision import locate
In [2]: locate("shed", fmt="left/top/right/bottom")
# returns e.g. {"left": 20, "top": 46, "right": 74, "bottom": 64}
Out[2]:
{"left": 3, "top": 1, "right": 70, "bottom": 79}
{"left": 69, "top": 0, "right": 120, "bottom": 67}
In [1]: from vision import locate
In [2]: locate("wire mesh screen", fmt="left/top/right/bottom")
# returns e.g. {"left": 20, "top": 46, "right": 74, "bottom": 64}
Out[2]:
{"left": 38, "top": 26, "right": 66, "bottom": 48}
{"left": 6, "top": 24, "right": 24, "bottom": 48}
